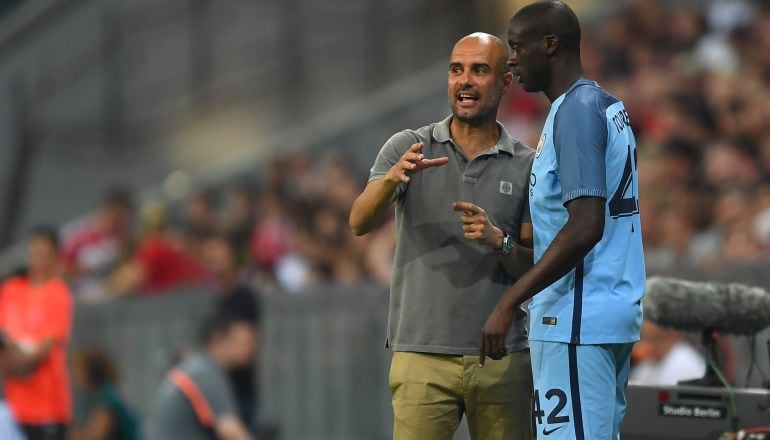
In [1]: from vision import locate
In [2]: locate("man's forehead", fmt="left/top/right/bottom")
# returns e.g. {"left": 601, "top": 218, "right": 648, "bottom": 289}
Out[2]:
{"left": 451, "top": 46, "right": 491, "bottom": 60}
{"left": 451, "top": 40, "right": 500, "bottom": 62}
{"left": 507, "top": 19, "right": 530, "bottom": 42}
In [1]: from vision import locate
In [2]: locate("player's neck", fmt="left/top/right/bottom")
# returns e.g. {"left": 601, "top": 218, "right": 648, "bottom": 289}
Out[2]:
{"left": 449, "top": 117, "right": 500, "bottom": 160}
{"left": 545, "top": 60, "right": 584, "bottom": 103}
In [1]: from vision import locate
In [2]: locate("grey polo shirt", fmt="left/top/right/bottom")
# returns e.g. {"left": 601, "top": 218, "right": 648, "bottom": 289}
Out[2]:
{"left": 369, "top": 115, "right": 534, "bottom": 355}
{"left": 153, "top": 352, "right": 238, "bottom": 440}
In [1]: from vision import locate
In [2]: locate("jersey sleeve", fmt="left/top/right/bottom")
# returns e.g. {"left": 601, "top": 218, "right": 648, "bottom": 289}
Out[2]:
{"left": 553, "top": 96, "right": 608, "bottom": 205}
{"left": 368, "top": 130, "right": 418, "bottom": 198}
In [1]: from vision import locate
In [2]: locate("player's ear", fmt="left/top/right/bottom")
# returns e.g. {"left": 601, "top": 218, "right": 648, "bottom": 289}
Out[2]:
{"left": 543, "top": 35, "right": 558, "bottom": 56}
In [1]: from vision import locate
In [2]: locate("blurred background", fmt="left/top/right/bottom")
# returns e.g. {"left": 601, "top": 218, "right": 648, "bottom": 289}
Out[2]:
{"left": 0, "top": 0, "right": 768, "bottom": 439}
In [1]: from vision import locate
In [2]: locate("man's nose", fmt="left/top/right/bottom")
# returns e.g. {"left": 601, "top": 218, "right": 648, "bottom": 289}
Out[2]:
{"left": 458, "top": 70, "right": 473, "bottom": 87}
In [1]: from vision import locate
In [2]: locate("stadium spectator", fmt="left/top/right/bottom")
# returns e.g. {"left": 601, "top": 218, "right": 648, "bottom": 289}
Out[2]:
{"left": 152, "top": 313, "right": 256, "bottom": 440}
{"left": 108, "top": 202, "right": 206, "bottom": 295}
{"left": 185, "top": 190, "right": 219, "bottom": 239}
{"left": 70, "top": 348, "right": 139, "bottom": 440}
{"left": 0, "top": 227, "right": 73, "bottom": 440}
{"left": 249, "top": 190, "right": 291, "bottom": 282}
{"left": 201, "top": 235, "right": 260, "bottom": 433}
{"left": 222, "top": 184, "right": 256, "bottom": 267}
{"left": 630, "top": 320, "right": 705, "bottom": 386}
{"left": 62, "top": 187, "right": 134, "bottom": 301}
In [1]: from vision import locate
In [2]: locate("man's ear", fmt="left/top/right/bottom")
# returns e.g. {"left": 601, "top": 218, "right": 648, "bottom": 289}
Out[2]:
{"left": 502, "top": 71, "right": 514, "bottom": 93}
{"left": 543, "top": 34, "right": 558, "bottom": 56}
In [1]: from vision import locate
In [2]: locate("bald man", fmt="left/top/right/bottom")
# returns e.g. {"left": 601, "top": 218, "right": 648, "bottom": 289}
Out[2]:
{"left": 350, "top": 33, "right": 535, "bottom": 440}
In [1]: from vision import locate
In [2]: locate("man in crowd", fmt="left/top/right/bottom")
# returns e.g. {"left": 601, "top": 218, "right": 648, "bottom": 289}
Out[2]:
{"left": 630, "top": 320, "right": 704, "bottom": 386}
{"left": 153, "top": 313, "right": 256, "bottom": 440}
{"left": 202, "top": 235, "right": 260, "bottom": 433}
{"left": 0, "top": 227, "right": 73, "bottom": 440}
{"left": 350, "top": 32, "right": 534, "bottom": 439}
{"left": 63, "top": 187, "right": 134, "bottom": 299}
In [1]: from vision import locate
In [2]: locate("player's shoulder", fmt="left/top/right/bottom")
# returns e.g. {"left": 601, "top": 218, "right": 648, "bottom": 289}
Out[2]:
{"left": 561, "top": 79, "right": 620, "bottom": 116}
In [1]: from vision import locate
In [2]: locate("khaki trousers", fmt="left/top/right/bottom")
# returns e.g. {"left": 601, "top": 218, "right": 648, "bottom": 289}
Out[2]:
{"left": 389, "top": 351, "right": 533, "bottom": 440}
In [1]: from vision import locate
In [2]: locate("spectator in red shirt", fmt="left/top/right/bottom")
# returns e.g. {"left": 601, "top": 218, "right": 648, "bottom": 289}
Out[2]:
{"left": 0, "top": 227, "right": 73, "bottom": 440}
{"left": 62, "top": 187, "right": 134, "bottom": 300}
{"left": 109, "top": 202, "right": 206, "bottom": 295}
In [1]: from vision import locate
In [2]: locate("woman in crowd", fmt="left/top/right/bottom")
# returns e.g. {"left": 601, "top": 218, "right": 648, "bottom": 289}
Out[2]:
{"left": 70, "top": 349, "right": 139, "bottom": 440}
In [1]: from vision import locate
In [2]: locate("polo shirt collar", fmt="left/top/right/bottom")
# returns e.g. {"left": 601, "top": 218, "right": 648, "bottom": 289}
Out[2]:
{"left": 432, "top": 115, "right": 516, "bottom": 156}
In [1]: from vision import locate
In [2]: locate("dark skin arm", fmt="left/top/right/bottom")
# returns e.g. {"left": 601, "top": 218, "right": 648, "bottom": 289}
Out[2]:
{"left": 479, "top": 196, "right": 605, "bottom": 366}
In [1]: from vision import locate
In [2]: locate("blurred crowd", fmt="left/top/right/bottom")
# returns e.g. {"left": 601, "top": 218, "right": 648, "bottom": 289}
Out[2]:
{"left": 502, "top": 0, "right": 770, "bottom": 272}
{"left": 57, "top": 151, "right": 394, "bottom": 302}
{"left": 38, "top": 0, "right": 770, "bottom": 300}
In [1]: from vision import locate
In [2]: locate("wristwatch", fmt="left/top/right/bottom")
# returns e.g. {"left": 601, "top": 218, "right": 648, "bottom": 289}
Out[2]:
{"left": 493, "top": 233, "right": 514, "bottom": 256}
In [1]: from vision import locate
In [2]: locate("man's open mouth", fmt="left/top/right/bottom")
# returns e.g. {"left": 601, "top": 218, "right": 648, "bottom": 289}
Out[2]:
{"left": 457, "top": 92, "right": 479, "bottom": 103}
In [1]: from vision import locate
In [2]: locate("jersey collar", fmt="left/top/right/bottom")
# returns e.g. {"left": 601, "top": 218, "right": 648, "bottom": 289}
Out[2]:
{"left": 433, "top": 115, "right": 516, "bottom": 156}
{"left": 564, "top": 78, "right": 599, "bottom": 97}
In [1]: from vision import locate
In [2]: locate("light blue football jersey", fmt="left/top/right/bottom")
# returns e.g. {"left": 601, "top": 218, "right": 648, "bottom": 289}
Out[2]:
{"left": 528, "top": 79, "right": 645, "bottom": 345}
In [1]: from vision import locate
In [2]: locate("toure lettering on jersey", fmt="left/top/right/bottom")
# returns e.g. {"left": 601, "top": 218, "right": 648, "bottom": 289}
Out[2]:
{"left": 611, "top": 109, "right": 631, "bottom": 133}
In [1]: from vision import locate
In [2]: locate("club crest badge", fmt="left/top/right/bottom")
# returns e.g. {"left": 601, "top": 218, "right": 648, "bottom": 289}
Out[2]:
{"left": 535, "top": 133, "right": 546, "bottom": 158}
{"left": 499, "top": 181, "right": 513, "bottom": 195}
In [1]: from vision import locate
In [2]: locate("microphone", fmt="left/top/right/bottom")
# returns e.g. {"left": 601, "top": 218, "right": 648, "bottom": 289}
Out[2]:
{"left": 644, "top": 277, "right": 770, "bottom": 335}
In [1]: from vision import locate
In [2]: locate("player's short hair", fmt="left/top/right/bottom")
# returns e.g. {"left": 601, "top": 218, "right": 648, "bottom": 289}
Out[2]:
{"left": 199, "top": 312, "right": 253, "bottom": 345}
{"left": 511, "top": 0, "right": 581, "bottom": 55}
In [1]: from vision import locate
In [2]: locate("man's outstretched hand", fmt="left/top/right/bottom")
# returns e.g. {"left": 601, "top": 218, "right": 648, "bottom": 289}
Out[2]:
{"left": 385, "top": 142, "right": 449, "bottom": 184}
{"left": 452, "top": 202, "right": 504, "bottom": 250}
